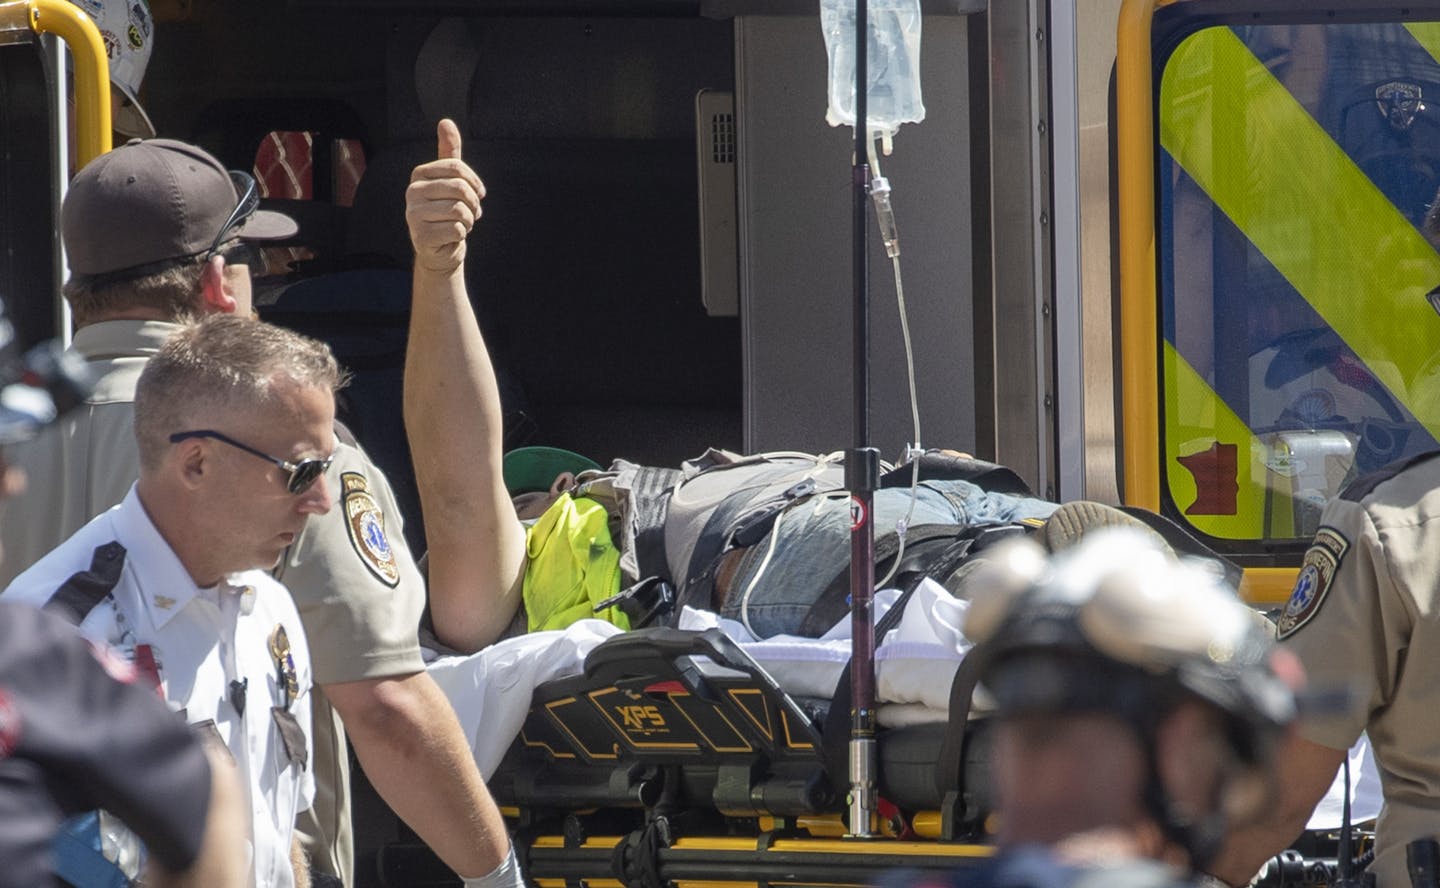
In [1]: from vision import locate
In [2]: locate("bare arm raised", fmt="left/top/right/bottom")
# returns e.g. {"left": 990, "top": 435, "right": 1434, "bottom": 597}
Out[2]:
{"left": 404, "top": 117, "right": 527, "bottom": 654}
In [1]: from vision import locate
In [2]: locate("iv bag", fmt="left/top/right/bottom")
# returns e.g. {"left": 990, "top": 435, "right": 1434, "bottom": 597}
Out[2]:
{"left": 820, "top": 0, "right": 925, "bottom": 138}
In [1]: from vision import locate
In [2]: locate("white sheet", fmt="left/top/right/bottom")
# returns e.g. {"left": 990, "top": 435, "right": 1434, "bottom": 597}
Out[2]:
{"left": 426, "top": 580, "right": 1382, "bottom": 838}
{"left": 427, "top": 579, "right": 973, "bottom": 774}
{"left": 426, "top": 620, "right": 624, "bottom": 776}
{"left": 676, "top": 578, "right": 971, "bottom": 719}
{"left": 1306, "top": 734, "right": 1382, "bottom": 830}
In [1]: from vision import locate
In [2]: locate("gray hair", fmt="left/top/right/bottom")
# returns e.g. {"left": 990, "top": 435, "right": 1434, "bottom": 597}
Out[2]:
{"left": 134, "top": 315, "right": 347, "bottom": 469}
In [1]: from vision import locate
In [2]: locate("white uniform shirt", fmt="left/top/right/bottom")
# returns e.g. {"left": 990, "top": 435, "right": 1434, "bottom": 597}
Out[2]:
{"left": 2, "top": 486, "right": 314, "bottom": 888}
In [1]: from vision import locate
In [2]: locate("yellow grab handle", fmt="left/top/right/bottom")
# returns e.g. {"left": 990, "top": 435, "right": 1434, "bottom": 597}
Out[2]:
{"left": 27, "top": 0, "right": 112, "bottom": 166}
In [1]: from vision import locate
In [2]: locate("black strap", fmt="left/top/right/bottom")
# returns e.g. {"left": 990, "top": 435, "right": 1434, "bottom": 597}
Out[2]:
{"left": 679, "top": 489, "right": 783, "bottom": 613}
{"left": 820, "top": 529, "right": 1022, "bottom": 800}
{"left": 43, "top": 541, "right": 127, "bottom": 625}
{"left": 819, "top": 562, "right": 965, "bottom": 791}
{"left": 934, "top": 640, "right": 987, "bottom": 797}
{"left": 798, "top": 522, "right": 1032, "bottom": 638}
{"left": 678, "top": 481, "right": 818, "bottom": 616}
{"left": 594, "top": 576, "right": 677, "bottom": 630}
{"left": 796, "top": 524, "right": 977, "bottom": 637}
{"left": 878, "top": 453, "right": 1035, "bottom": 497}
{"left": 627, "top": 466, "right": 682, "bottom": 583}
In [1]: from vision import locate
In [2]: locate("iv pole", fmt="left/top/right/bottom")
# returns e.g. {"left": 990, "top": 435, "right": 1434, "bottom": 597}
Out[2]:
{"left": 845, "top": 0, "right": 880, "bottom": 839}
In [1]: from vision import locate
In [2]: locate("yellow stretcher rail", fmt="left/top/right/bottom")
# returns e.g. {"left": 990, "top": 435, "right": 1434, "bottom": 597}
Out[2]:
{"left": 0, "top": 0, "right": 111, "bottom": 166}
{"left": 525, "top": 832, "right": 996, "bottom": 888}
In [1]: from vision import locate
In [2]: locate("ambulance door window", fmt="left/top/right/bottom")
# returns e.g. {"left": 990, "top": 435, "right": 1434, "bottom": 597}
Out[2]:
{"left": 1155, "top": 16, "right": 1440, "bottom": 547}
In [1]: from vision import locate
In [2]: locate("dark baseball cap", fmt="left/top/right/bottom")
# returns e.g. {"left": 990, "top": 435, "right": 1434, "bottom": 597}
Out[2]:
{"left": 63, "top": 139, "right": 298, "bottom": 277}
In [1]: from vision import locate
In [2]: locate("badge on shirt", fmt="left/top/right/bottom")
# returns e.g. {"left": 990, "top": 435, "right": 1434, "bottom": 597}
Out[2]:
{"left": 341, "top": 472, "right": 399, "bottom": 587}
{"left": 1277, "top": 526, "right": 1349, "bottom": 639}
{"left": 269, "top": 624, "right": 298, "bottom": 711}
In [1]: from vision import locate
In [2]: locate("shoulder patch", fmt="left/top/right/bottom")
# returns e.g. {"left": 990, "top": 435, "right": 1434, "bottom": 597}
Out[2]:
{"left": 1341, "top": 448, "right": 1440, "bottom": 502}
{"left": 1276, "top": 526, "right": 1349, "bottom": 639}
{"left": 341, "top": 472, "right": 399, "bottom": 587}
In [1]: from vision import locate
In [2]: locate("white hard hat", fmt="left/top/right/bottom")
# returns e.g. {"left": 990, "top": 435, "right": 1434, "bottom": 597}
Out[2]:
{"left": 71, "top": 0, "right": 156, "bottom": 138}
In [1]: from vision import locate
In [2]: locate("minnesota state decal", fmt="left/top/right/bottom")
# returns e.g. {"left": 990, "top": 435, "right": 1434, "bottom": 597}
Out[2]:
{"left": 342, "top": 472, "right": 399, "bottom": 586}
{"left": 1276, "top": 526, "right": 1348, "bottom": 639}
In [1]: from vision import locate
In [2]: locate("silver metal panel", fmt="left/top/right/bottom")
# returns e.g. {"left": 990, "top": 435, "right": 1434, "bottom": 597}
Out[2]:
{"left": 1049, "top": 0, "right": 1085, "bottom": 502}
{"left": 986, "top": 0, "right": 1049, "bottom": 495}
{"left": 49, "top": 35, "right": 71, "bottom": 346}
{"left": 1075, "top": 0, "right": 1122, "bottom": 503}
{"left": 697, "top": 88, "right": 739, "bottom": 317}
{"left": 735, "top": 14, "right": 976, "bottom": 460}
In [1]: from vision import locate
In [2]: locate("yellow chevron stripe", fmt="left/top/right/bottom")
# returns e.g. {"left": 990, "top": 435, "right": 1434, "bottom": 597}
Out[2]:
{"left": 1163, "top": 342, "right": 1284, "bottom": 540}
{"left": 1160, "top": 26, "right": 1440, "bottom": 437}
{"left": 1404, "top": 22, "right": 1440, "bottom": 63}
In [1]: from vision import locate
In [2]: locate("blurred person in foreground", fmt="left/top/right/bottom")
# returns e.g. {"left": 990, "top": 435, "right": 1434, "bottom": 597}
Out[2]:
{"left": 933, "top": 530, "right": 1299, "bottom": 887}
{"left": 0, "top": 308, "right": 246, "bottom": 887}
{"left": 0, "top": 599, "right": 248, "bottom": 888}
{"left": 3, "top": 315, "right": 335, "bottom": 886}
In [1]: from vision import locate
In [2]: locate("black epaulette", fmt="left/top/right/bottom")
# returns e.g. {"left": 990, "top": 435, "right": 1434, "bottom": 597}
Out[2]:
{"left": 43, "top": 541, "right": 127, "bottom": 625}
{"left": 1341, "top": 449, "right": 1440, "bottom": 502}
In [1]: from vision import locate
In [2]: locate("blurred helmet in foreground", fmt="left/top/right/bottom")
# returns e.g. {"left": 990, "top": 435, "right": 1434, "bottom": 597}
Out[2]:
{"left": 963, "top": 528, "right": 1296, "bottom": 763}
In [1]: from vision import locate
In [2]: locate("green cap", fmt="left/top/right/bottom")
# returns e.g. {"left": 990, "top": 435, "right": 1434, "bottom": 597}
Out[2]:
{"left": 502, "top": 446, "right": 602, "bottom": 494}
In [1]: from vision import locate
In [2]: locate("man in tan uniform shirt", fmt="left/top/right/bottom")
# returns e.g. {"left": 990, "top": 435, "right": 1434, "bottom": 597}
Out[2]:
{"left": 1212, "top": 453, "right": 1440, "bottom": 887}
{"left": 0, "top": 138, "right": 516, "bottom": 887}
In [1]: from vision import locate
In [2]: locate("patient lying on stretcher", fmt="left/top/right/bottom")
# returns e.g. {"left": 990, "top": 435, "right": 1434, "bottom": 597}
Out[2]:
{"left": 421, "top": 443, "right": 1074, "bottom": 653}
{"left": 398, "top": 117, "right": 1238, "bottom": 753}
{"left": 424, "top": 445, "right": 1131, "bottom": 744}
{"left": 399, "top": 118, "right": 1215, "bottom": 659}
{"left": 398, "top": 118, "right": 1372, "bottom": 871}
{"left": 418, "top": 447, "right": 1205, "bottom": 780}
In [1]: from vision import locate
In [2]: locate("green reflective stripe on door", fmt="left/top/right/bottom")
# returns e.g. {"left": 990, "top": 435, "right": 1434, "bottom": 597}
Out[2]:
{"left": 1161, "top": 25, "right": 1440, "bottom": 435}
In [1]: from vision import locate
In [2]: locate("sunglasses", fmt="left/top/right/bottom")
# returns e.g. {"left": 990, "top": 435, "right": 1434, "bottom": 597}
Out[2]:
{"left": 204, "top": 171, "right": 260, "bottom": 260}
{"left": 169, "top": 429, "right": 332, "bottom": 494}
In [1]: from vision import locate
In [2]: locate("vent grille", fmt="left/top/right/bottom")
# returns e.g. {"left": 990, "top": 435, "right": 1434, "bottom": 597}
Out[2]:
{"left": 711, "top": 112, "right": 736, "bottom": 164}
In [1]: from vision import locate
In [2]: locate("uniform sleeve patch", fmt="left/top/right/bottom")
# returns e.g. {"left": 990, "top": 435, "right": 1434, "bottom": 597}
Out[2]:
{"left": 1276, "top": 526, "right": 1349, "bottom": 639}
{"left": 341, "top": 472, "right": 400, "bottom": 587}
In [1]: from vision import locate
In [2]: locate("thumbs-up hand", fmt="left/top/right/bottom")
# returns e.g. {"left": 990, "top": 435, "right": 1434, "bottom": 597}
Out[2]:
{"left": 407, "top": 118, "right": 486, "bottom": 274}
